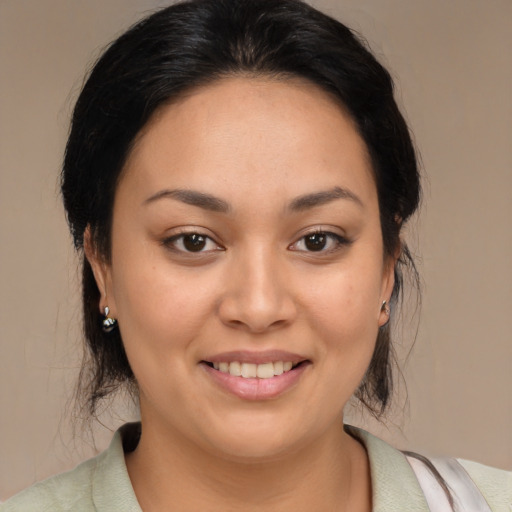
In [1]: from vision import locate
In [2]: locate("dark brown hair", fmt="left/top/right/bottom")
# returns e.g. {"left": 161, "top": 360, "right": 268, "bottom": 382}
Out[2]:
{"left": 62, "top": 0, "right": 421, "bottom": 419}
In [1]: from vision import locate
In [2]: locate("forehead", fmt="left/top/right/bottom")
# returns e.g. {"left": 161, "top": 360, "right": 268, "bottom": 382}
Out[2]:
{"left": 120, "top": 76, "right": 376, "bottom": 207}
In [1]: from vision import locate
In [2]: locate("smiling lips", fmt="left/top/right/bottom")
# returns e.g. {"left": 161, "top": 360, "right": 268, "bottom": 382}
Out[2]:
{"left": 202, "top": 353, "right": 310, "bottom": 400}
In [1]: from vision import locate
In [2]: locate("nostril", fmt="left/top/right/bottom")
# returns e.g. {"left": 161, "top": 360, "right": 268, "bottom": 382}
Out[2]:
{"left": 225, "top": 319, "right": 246, "bottom": 329}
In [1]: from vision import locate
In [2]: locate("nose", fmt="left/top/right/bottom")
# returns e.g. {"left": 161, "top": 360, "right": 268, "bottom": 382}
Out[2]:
{"left": 217, "top": 248, "right": 297, "bottom": 333}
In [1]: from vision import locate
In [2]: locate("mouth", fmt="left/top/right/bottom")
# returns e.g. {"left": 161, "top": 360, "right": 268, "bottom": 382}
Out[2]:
{"left": 200, "top": 350, "right": 311, "bottom": 400}
{"left": 201, "top": 360, "right": 308, "bottom": 379}
{"left": 200, "top": 353, "right": 311, "bottom": 400}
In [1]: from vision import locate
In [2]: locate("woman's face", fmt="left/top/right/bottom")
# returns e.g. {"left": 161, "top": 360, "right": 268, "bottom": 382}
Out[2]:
{"left": 92, "top": 77, "right": 394, "bottom": 459}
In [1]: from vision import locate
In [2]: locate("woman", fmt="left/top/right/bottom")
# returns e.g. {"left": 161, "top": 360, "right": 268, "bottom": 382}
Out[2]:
{"left": 2, "top": 0, "right": 510, "bottom": 510}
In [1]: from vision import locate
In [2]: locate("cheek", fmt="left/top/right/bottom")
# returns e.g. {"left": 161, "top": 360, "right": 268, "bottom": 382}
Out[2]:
{"left": 300, "top": 261, "right": 383, "bottom": 375}
{"left": 110, "top": 263, "right": 222, "bottom": 411}
{"left": 109, "top": 249, "right": 220, "bottom": 363}
{"left": 302, "top": 262, "right": 382, "bottom": 331}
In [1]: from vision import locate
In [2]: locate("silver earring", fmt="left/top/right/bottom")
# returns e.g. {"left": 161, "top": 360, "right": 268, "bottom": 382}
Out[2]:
{"left": 102, "top": 306, "right": 117, "bottom": 333}
{"left": 381, "top": 300, "right": 390, "bottom": 316}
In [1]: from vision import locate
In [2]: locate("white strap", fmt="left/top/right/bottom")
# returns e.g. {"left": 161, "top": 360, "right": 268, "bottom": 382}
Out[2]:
{"left": 406, "top": 455, "right": 492, "bottom": 512}
{"left": 407, "top": 456, "right": 453, "bottom": 512}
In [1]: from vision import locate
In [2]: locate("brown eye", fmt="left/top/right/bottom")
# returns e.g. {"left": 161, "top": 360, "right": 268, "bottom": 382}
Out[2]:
{"left": 183, "top": 234, "right": 207, "bottom": 252}
{"left": 289, "top": 230, "right": 350, "bottom": 254}
{"left": 304, "top": 233, "right": 327, "bottom": 251}
{"left": 163, "top": 232, "right": 221, "bottom": 253}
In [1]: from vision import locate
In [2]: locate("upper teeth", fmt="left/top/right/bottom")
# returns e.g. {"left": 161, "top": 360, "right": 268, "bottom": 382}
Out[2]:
{"left": 212, "top": 361, "right": 294, "bottom": 379}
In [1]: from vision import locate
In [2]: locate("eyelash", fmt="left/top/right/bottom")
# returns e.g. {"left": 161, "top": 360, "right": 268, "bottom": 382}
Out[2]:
{"left": 162, "top": 229, "right": 351, "bottom": 255}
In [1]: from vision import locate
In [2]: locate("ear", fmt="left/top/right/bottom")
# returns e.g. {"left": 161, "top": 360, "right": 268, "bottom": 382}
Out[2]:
{"left": 378, "top": 247, "right": 399, "bottom": 327}
{"left": 84, "top": 226, "right": 116, "bottom": 317}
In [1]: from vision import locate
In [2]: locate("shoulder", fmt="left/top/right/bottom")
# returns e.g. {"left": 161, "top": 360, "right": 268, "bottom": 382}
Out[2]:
{"left": 1, "top": 456, "right": 98, "bottom": 512}
{"left": 346, "top": 425, "right": 512, "bottom": 511}
{"left": 458, "top": 459, "right": 512, "bottom": 511}
{"left": 1, "top": 424, "right": 141, "bottom": 512}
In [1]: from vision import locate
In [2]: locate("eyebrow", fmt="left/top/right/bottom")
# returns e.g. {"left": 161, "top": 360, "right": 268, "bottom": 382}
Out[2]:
{"left": 143, "top": 185, "right": 362, "bottom": 213}
{"left": 289, "top": 186, "right": 363, "bottom": 211}
{"left": 143, "top": 189, "right": 231, "bottom": 213}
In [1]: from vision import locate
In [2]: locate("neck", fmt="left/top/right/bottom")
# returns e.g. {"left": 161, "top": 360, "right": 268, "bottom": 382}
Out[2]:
{"left": 125, "top": 418, "right": 371, "bottom": 512}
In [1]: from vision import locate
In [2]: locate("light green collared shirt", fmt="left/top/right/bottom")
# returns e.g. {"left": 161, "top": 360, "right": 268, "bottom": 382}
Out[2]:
{"left": 2, "top": 423, "right": 511, "bottom": 511}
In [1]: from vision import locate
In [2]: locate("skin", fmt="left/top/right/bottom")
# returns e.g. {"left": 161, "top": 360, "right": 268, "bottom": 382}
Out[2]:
{"left": 87, "top": 77, "right": 395, "bottom": 511}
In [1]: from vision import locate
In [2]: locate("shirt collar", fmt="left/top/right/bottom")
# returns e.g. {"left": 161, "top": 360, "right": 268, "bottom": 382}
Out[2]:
{"left": 92, "top": 423, "right": 142, "bottom": 511}
{"left": 92, "top": 422, "right": 430, "bottom": 511}
{"left": 345, "top": 425, "right": 430, "bottom": 512}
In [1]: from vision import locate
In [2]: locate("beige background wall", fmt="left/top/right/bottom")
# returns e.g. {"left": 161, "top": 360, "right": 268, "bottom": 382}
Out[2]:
{"left": 1, "top": 0, "right": 510, "bottom": 500}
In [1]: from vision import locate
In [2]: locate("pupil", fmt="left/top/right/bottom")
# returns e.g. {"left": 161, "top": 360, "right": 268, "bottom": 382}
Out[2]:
{"left": 305, "top": 233, "right": 326, "bottom": 251}
{"left": 183, "top": 234, "right": 206, "bottom": 252}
